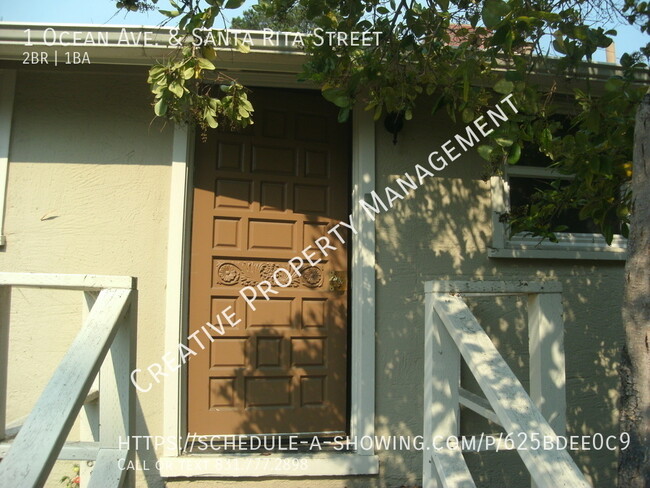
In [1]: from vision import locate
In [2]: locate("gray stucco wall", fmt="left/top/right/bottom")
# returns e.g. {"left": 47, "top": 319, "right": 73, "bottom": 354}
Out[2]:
{"left": 370, "top": 97, "right": 624, "bottom": 487}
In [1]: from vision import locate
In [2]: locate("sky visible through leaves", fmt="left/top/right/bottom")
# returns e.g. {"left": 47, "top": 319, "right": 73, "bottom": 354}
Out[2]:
{"left": 0, "top": 0, "right": 647, "bottom": 62}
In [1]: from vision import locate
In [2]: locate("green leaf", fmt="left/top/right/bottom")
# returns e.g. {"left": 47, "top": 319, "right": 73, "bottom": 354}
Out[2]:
{"left": 478, "top": 144, "right": 494, "bottom": 160}
{"left": 205, "top": 112, "right": 218, "bottom": 128}
{"left": 240, "top": 99, "right": 253, "bottom": 111}
{"left": 493, "top": 79, "right": 514, "bottom": 94}
{"left": 182, "top": 66, "right": 195, "bottom": 79}
{"left": 620, "top": 53, "right": 633, "bottom": 67}
{"left": 203, "top": 46, "right": 217, "bottom": 61}
{"left": 482, "top": 0, "right": 508, "bottom": 29}
{"left": 491, "top": 24, "right": 511, "bottom": 47}
{"left": 552, "top": 32, "right": 566, "bottom": 54}
{"left": 515, "top": 16, "right": 536, "bottom": 24}
{"left": 196, "top": 57, "right": 216, "bottom": 70}
{"left": 373, "top": 104, "right": 383, "bottom": 121}
{"left": 621, "top": 223, "right": 629, "bottom": 239}
{"left": 224, "top": 0, "right": 245, "bottom": 8}
{"left": 169, "top": 82, "right": 184, "bottom": 97}
{"left": 159, "top": 9, "right": 180, "bottom": 18}
{"left": 578, "top": 204, "right": 592, "bottom": 221}
{"left": 149, "top": 65, "right": 166, "bottom": 79}
{"left": 505, "top": 70, "right": 523, "bottom": 82}
{"left": 603, "top": 223, "right": 614, "bottom": 245}
{"left": 154, "top": 97, "right": 167, "bottom": 116}
{"left": 234, "top": 39, "right": 251, "bottom": 54}
{"left": 430, "top": 94, "right": 444, "bottom": 114}
{"left": 469, "top": 12, "right": 480, "bottom": 28}
{"left": 495, "top": 136, "right": 514, "bottom": 147}
{"left": 338, "top": 108, "right": 351, "bottom": 123}
{"left": 604, "top": 77, "right": 624, "bottom": 92}
{"left": 537, "top": 11, "right": 561, "bottom": 22}
{"left": 322, "top": 88, "right": 351, "bottom": 108}
{"left": 507, "top": 143, "right": 521, "bottom": 164}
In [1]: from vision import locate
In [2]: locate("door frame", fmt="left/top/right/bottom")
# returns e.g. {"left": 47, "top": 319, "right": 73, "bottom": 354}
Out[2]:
{"left": 159, "top": 95, "right": 378, "bottom": 477}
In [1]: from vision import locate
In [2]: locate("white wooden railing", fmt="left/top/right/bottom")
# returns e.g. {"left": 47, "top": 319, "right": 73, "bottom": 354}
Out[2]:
{"left": 423, "top": 280, "right": 590, "bottom": 488}
{"left": 0, "top": 272, "right": 136, "bottom": 488}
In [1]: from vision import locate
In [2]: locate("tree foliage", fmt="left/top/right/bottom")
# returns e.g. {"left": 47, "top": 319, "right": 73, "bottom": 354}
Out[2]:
{"left": 118, "top": 0, "right": 255, "bottom": 133}
{"left": 259, "top": 0, "right": 647, "bottom": 243}
{"left": 117, "top": 0, "right": 648, "bottom": 242}
{"left": 231, "top": 2, "right": 315, "bottom": 31}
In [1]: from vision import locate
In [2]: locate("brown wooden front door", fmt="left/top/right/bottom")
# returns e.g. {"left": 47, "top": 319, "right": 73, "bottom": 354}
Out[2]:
{"left": 187, "top": 88, "right": 350, "bottom": 436}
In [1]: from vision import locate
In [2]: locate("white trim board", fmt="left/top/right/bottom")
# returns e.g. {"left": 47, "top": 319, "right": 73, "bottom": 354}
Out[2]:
{"left": 0, "top": 272, "right": 135, "bottom": 290}
{"left": 160, "top": 99, "right": 378, "bottom": 477}
{"left": 0, "top": 69, "right": 16, "bottom": 247}
{"left": 162, "top": 125, "right": 192, "bottom": 458}
{"left": 424, "top": 280, "right": 562, "bottom": 295}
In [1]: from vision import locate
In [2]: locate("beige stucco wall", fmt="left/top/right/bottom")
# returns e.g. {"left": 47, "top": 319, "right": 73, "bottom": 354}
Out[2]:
{"left": 0, "top": 65, "right": 173, "bottom": 487}
{"left": 0, "top": 66, "right": 624, "bottom": 488}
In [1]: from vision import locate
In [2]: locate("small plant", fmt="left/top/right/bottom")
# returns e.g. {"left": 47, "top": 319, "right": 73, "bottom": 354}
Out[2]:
{"left": 60, "top": 464, "right": 80, "bottom": 488}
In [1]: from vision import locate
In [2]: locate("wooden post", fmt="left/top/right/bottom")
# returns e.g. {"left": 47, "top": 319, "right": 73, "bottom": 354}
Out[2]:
{"left": 0, "top": 286, "right": 10, "bottom": 441}
{"left": 97, "top": 290, "right": 134, "bottom": 488}
{"left": 529, "top": 292, "right": 565, "bottom": 488}
{"left": 99, "top": 294, "right": 133, "bottom": 447}
{"left": 423, "top": 290, "right": 461, "bottom": 488}
{"left": 528, "top": 292, "right": 566, "bottom": 436}
{"left": 80, "top": 292, "right": 100, "bottom": 488}
{"left": 350, "top": 105, "right": 377, "bottom": 455}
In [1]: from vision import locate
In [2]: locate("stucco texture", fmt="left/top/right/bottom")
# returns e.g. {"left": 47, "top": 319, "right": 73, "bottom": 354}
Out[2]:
{"left": 368, "top": 98, "right": 624, "bottom": 487}
{"left": 0, "top": 68, "right": 624, "bottom": 488}
{"left": 0, "top": 66, "right": 173, "bottom": 487}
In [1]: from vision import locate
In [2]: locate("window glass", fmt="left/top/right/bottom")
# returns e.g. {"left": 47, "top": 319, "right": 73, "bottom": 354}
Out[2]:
{"left": 508, "top": 176, "right": 601, "bottom": 233}
{"left": 507, "top": 115, "right": 621, "bottom": 236}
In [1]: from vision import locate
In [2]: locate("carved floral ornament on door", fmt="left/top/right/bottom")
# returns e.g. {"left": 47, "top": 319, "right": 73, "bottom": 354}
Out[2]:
{"left": 130, "top": 94, "right": 520, "bottom": 393}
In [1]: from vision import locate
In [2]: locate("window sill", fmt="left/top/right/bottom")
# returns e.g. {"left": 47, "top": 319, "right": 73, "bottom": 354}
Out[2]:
{"left": 158, "top": 452, "right": 380, "bottom": 478}
{"left": 489, "top": 232, "right": 627, "bottom": 261}
{"left": 489, "top": 246, "right": 627, "bottom": 261}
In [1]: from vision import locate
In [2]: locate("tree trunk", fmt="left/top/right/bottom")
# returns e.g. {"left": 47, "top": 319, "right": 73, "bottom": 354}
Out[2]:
{"left": 619, "top": 93, "right": 650, "bottom": 488}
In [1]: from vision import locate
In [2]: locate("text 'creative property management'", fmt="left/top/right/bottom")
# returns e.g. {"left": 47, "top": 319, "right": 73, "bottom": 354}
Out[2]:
{"left": 130, "top": 94, "right": 519, "bottom": 393}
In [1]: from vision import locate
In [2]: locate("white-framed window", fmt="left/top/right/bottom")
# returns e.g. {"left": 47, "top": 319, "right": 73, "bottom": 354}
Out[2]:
{"left": 489, "top": 138, "right": 627, "bottom": 261}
